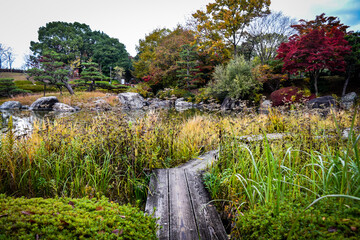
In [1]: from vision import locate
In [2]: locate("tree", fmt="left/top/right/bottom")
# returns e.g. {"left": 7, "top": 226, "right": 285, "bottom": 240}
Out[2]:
{"left": 0, "top": 43, "right": 10, "bottom": 69}
{"left": 343, "top": 32, "right": 360, "bottom": 96}
{"left": 248, "top": 11, "right": 297, "bottom": 64}
{"left": 133, "top": 28, "right": 171, "bottom": 79}
{"left": 28, "top": 51, "right": 74, "bottom": 95}
{"left": 5, "top": 48, "right": 15, "bottom": 70}
{"left": 192, "top": 0, "right": 270, "bottom": 57}
{"left": 30, "top": 21, "right": 131, "bottom": 77}
{"left": 291, "top": 13, "right": 349, "bottom": 36}
{"left": 77, "top": 62, "right": 106, "bottom": 91}
{"left": 0, "top": 78, "right": 28, "bottom": 97}
{"left": 176, "top": 44, "right": 202, "bottom": 89}
{"left": 277, "top": 28, "right": 351, "bottom": 96}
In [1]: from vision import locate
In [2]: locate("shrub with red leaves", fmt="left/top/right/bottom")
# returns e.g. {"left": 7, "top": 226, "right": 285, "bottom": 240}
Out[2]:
{"left": 270, "top": 86, "right": 315, "bottom": 106}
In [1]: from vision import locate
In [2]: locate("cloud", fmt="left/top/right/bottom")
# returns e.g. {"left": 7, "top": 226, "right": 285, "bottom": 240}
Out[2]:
{"left": 330, "top": 0, "right": 360, "bottom": 30}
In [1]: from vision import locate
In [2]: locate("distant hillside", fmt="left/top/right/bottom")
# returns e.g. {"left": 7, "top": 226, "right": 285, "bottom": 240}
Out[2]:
{"left": 0, "top": 72, "right": 29, "bottom": 81}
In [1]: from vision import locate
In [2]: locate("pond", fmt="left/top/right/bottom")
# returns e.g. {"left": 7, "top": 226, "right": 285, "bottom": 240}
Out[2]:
{"left": 0, "top": 110, "right": 75, "bottom": 136}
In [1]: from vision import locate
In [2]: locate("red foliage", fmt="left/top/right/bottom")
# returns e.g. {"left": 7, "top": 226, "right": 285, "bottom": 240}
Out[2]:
{"left": 270, "top": 87, "right": 315, "bottom": 106}
{"left": 142, "top": 75, "right": 152, "bottom": 82}
{"left": 291, "top": 13, "right": 349, "bottom": 36}
{"left": 276, "top": 28, "right": 351, "bottom": 76}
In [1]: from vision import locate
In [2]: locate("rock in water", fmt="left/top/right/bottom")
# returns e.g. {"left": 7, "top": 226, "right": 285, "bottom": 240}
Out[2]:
{"left": 53, "top": 103, "right": 76, "bottom": 112}
{"left": 29, "top": 96, "right": 59, "bottom": 110}
{"left": 175, "top": 98, "right": 193, "bottom": 110}
{"left": 118, "top": 92, "right": 145, "bottom": 109}
{"left": 0, "top": 101, "right": 22, "bottom": 110}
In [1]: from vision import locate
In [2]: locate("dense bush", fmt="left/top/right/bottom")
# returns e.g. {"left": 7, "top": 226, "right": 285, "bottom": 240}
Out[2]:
{"left": 0, "top": 78, "right": 30, "bottom": 97}
{"left": 232, "top": 201, "right": 360, "bottom": 239}
{"left": 156, "top": 88, "right": 193, "bottom": 100}
{"left": 0, "top": 195, "right": 157, "bottom": 239}
{"left": 206, "top": 55, "right": 261, "bottom": 100}
{"left": 129, "top": 82, "right": 154, "bottom": 98}
{"left": 14, "top": 80, "right": 57, "bottom": 93}
{"left": 270, "top": 86, "right": 315, "bottom": 106}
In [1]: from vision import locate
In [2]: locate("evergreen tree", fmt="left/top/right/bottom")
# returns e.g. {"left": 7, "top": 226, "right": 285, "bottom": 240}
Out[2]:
{"left": 77, "top": 62, "right": 106, "bottom": 91}
{"left": 0, "top": 78, "right": 27, "bottom": 97}
{"left": 176, "top": 44, "right": 201, "bottom": 89}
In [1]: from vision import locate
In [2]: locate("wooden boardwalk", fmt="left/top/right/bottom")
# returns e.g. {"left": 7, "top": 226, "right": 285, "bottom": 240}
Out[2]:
{"left": 145, "top": 150, "right": 228, "bottom": 240}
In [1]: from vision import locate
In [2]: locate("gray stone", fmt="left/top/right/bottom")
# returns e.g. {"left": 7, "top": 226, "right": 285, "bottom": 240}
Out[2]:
{"left": 29, "top": 96, "right": 59, "bottom": 110}
{"left": 175, "top": 98, "right": 193, "bottom": 110}
{"left": 92, "top": 98, "right": 112, "bottom": 111}
{"left": 118, "top": 92, "right": 145, "bottom": 109}
{"left": 341, "top": 92, "right": 357, "bottom": 110}
{"left": 148, "top": 99, "right": 173, "bottom": 109}
{"left": 220, "top": 97, "right": 245, "bottom": 111}
{"left": 0, "top": 101, "right": 22, "bottom": 110}
{"left": 306, "top": 96, "right": 336, "bottom": 109}
{"left": 258, "top": 100, "right": 272, "bottom": 114}
{"left": 53, "top": 103, "right": 76, "bottom": 112}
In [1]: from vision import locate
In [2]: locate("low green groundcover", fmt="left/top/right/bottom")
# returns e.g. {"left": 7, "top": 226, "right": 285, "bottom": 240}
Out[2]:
{"left": 0, "top": 195, "right": 157, "bottom": 239}
{"left": 232, "top": 201, "right": 360, "bottom": 240}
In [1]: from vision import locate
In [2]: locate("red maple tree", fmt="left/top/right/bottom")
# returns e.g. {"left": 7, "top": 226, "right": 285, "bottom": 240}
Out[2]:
{"left": 277, "top": 28, "right": 351, "bottom": 95}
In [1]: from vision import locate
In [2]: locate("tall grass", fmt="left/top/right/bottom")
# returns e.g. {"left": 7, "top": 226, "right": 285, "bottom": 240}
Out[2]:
{"left": 0, "top": 110, "right": 220, "bottom": 204}
{"left": 203, "top": 108, "right": 360, "bottom": 236}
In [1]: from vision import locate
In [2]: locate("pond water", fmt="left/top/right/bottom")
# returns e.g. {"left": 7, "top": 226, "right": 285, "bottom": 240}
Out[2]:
{"left": 0, "top": 110, "right": 75, "bottom": 136}
{"left": 0, "top": 108, "right": 205, "bottom": 137}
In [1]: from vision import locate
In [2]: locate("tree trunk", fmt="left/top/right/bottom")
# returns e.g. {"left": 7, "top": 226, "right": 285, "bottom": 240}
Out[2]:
{"left": 63, "top": 82, "right": 74, "bottom": 95}
{"left": 342, "top": 65, "right": 352, "bottom": 97}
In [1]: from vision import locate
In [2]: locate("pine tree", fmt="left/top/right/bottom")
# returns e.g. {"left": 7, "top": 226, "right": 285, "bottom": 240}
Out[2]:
{"left": 0, "top": 78, "right": 27, "bottom": 97}
{"left": 176, "top": 44, "right": 201, "bottom": 89}
{"left": 77, "top": 62, "right": 106, "bottom": 91}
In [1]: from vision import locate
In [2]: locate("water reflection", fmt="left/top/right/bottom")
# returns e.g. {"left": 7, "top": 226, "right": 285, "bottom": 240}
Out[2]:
{"left": 0, "top": 110, "right": 74, "bottom": 136}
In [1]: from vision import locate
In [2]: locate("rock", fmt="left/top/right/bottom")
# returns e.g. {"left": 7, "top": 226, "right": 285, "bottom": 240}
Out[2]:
{"left": 0, "top": 101, "right": 22, "bottom": 110}
{"left": 341, "top": 92, "right": 357, "bottom": 110}
{"left": 306, "top": 96, "right": 336, "bottom": 109}
{"left": 92, "top": 98, "right": 112, "bottom": 111}
{"left": 148, "top": 99, "right": 173, "bottom": 109}
{"left": 258, "top": 100, "right": 272, "bottom": 114}
{"left": 220, "top": 97, "right": 244, "bottom": 111}
{"left": 53, "top": 103, "right": 76, "bottom": 112}
{"left": 118, "top": 92, "right": 145, "bottom": 109}
{"left": 175, "top": 98, "right": 193, "bottom": 110}
{"left": 29, "top": 96, "right": 59, "bottom": 110}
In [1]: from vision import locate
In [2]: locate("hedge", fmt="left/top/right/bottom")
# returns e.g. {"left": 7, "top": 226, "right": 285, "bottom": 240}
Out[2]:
{"left": 0, "top": 195, "right": 157, "bottom": 240}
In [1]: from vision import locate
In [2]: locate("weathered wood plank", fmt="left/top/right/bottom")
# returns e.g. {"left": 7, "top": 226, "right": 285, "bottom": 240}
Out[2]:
{"left": 145, "top": 169, "right": 170, "bottom": 240}
{"left": 169, "top": 168, "right": 199, "bottom": 240}
{"left": 180, "top": 150, "right": 218, "bottom": 172}
{"left": 185, "top": 170, "right": 228, "bottom": 240}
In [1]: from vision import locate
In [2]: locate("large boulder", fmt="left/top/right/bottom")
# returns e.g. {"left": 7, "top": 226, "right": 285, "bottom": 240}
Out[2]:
{"left": 29, "top": 96, "right": 59, "bottom": 110}
{"left": 118, "top": 92, "right": 145, "bottom": 109}
{"left": 53, "top": 103, "right": 77, "bottom": 112}
{"left": 148, "top": 99, "right": 173, "bottom": 109}
{"left": 220, "top": 97, "right": 244, "bottom": 111}
{"left": 175, "top": 98, "right": 193, "bottom": 110}
{"left": 306, "top": 96, "right": 336, "bottom": 109}
{"left": 258, "top": 100, "right": 272, "bottom": 114}
{"left": 0, "top": 101, "right": 22, "bottom": 110}
{"left": 270, "top": 87, "right": 315, "bottom": 106}
{"left": 92, "top": 98, "right": 112, "bottom": 111}
{"left": 341, "top": 92, "right": 357, "bottom": 110}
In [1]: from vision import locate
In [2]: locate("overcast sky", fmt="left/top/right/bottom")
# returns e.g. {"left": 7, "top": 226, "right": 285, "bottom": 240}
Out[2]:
{"left": 1, "top": 0, "right": 359, "bottom": 69}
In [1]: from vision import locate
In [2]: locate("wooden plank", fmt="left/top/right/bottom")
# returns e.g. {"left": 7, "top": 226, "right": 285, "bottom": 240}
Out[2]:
{"left": 180, "top": 150, "right": 218, "bottom": 172}
{"left": 145, "top": 169, "right": 170, "bottom": 240}
{"left": 169, "top": 168, "right": 199, "bottom": 240}
{"left": 185, "top": 170, "right": 228, "bottom": 240}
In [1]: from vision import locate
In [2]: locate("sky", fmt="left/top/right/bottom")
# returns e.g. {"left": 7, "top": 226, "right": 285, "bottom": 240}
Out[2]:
{"left": 1, "top": 0, "right": 360, "bottom": 69}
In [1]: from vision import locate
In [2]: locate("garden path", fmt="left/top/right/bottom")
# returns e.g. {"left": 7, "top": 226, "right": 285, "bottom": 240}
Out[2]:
{"left": 145, "top": 133, "right": 286, "bottom": 240}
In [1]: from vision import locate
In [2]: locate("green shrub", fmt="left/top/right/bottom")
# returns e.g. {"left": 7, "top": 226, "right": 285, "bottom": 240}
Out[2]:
{"left": 0, "top": 78, "right": 30, "bottom": 97}
{"left": 232, "top": 201, "right": 360, "bottom": 240}
{"left": 206, "top": 55, "right": 261, "bottom": 100}
{"left": 156, "top": 88, "right": 191, "bottom": 100}
{"left": 0, "top": 195, "right": 157, "bottom": 240}
{"left": 129, "top": 82, "right": 154, "bottom": 98}
{"left": 14, "top": 80, "right": 57, "bottom": 93}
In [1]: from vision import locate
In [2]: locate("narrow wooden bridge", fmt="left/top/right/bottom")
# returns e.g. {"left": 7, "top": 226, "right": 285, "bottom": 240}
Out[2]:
{"left": 145, "top": 150, "right": 228, "bottom": 240}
